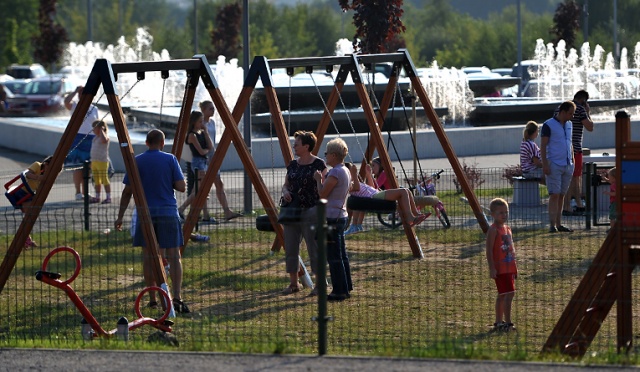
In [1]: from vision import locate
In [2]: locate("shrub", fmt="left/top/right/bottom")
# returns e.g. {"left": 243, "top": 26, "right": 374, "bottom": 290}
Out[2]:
{"left": 453, "top": 160, "right": 485, "bottom": 193}
{"left": 502, "top": 164, "right": 523, "bottom": 186}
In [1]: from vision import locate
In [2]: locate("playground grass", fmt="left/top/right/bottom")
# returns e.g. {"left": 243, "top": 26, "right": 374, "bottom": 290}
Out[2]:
{"left": 1, "top": 221, "right": 637, "bottom": 366}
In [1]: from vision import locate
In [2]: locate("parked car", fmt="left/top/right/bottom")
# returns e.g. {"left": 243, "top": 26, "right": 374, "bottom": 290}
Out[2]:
{"left": 6, "top": 76, "right": 75, "bottom": 115}
{"left": 2, "top": 79, "right": 28, "bottom": 95}
{"left": 6, "top": 64, "right": 48, "bottom": 79}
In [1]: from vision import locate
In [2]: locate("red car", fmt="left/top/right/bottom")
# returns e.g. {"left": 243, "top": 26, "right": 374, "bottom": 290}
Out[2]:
{"left": 7, "top": 76, "right": 75, "bottom": 115}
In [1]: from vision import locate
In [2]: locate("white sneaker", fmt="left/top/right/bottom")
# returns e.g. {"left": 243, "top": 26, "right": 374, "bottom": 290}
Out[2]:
{"left": 75, "top": 193, "right": 83, "bottom": 200}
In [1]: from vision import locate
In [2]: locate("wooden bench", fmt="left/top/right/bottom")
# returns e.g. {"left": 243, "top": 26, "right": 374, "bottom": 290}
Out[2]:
{"left": 512, "top": 176, "right": 541, "bottom": 206}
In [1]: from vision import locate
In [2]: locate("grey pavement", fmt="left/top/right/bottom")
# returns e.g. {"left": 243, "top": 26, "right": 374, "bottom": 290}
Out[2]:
{"left": 0, "top": 348, "right": 631, "bottom": 371}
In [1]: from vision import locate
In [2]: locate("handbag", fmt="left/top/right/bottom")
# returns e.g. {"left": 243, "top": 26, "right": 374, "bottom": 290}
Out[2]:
{"left": 277, "top": 194, "right": 303, "bottom": 224}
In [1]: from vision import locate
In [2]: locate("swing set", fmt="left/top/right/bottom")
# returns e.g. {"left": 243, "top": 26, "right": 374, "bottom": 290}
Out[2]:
{"left": 0, "top": 51, "right": 489, "bottom": 334}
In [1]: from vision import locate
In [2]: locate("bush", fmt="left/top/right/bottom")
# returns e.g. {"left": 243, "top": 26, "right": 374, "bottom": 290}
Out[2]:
{"left": 502, "top": 164, "right": 523, "bottom": 186}
{"left": 452, "top": 160, "right": 485, "bottom": 193}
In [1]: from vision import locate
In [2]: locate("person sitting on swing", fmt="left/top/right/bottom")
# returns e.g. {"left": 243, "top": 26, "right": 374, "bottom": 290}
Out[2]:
{"left": 372, "top": 156, "right": 443, "bottom": 216}
{"left": 345, "top": 162, "right": 429, "bottom": 235}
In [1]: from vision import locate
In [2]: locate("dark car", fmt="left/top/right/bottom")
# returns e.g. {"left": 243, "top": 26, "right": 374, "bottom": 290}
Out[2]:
{"left": 6, "top": 76, "right": 75, "bottom": 115}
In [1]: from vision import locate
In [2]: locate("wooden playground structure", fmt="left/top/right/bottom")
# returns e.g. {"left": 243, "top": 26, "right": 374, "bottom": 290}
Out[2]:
{"left": 0, "top": 51, "right": 489, "bottom": 298}
{"left": 543, "top": 111, "right": 640, "bottom": 357}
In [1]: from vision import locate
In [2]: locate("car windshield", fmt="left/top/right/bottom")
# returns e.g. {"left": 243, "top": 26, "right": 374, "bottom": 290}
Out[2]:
{"left": 3, "top": 81, "right": 26, "bottom": 94}
{"left": 23, "top": 80, "right": 61, "bottom": 95}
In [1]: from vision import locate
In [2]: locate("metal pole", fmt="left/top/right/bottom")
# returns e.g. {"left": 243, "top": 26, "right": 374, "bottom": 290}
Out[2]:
{"left": 516, "top": 0, "right": 523, "bottom": 96}
{"left": 242, "top": 0, "right": 253, "bottom": 214}
{"left": 583, "top": 0, "right": 589, "bottom": 42}
{"left": 87, "top": 0, "right": 93, "bottom": 41}
{"left": 83, "top": 161, "right": 91, "bottom": 231}
{"left": 411, "top": 85, "right": 417, "bottom": 184}
{"left": 315, "top": 200, "right": 329, "bottom": 355}
{"left": 193, "top": 0, "right": 198, "bottom": 55}
{"left": 613, "top": 0, "right": 618, "bottom": 61}
{"left": 118, "top": 0, "right": 123, "bottom": 37}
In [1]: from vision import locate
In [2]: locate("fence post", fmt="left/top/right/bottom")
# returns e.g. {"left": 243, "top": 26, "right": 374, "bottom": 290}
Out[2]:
{"left": 83, "top": 161, "right": 91, "bottom": 231}
{"left": 315, "top": 199, "right": 329, "bottom": 355}
{"left": 585, "top": 162, "right": 593, "bottom": 230}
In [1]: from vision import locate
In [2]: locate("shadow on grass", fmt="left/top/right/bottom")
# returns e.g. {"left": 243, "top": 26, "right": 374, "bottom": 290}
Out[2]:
{"left": 527, "top": 258, "right": 593, "bottom": 284}
{"left": 199, "top": 291, "right": 311, "bottom": 323}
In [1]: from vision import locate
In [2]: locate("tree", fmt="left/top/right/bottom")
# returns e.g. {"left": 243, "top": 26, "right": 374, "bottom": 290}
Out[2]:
{"left": 210, "top": 2, "right": 242, "bottom": 59}
{"left": 32, "top": 0, "right": 68, "bottom": 70}
{"left": 339, "top": 0, "right": 406, "bottom": 54}
{"left": 550, "top": 0, "right": 580, "bottom": 49}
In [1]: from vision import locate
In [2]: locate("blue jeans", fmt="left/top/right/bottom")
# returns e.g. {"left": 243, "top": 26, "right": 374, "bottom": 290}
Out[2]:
{"left": 326, "top": 217, "right": 352, "bottom": 295}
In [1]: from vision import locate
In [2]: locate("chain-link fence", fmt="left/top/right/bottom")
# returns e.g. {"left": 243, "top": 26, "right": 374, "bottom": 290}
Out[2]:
{"left": 0, "top": 165, "right": 630, "bottom": 360}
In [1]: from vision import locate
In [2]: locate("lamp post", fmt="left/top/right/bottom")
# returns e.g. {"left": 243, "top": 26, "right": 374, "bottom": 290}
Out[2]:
{"left": 194, "top": 0, "right": 198, "bottom": 54}
{"left": 516, "top": 0, "right": 522, "bottom": 96}
{"left": 582, "top": 0, "right": 588, "bottom": 42}
{"left": 613, "top": 0, "right": 618, "bottom": 61}
{"left": 87, "top": 0, "right": 93, "bottom": 41}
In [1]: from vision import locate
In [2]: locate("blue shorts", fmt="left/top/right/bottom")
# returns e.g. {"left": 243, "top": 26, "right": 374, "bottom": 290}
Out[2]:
{"left": 545, "top": 163, "right": 574, "bottom": 195}
{"left": 65, "top": 133, "right": 94, "bottom": 167}
{"left": 133, "top": 215, "right": 184, "bottom": 249}
{"left": 191, "top": 157, "right": 208, "bottom": 172}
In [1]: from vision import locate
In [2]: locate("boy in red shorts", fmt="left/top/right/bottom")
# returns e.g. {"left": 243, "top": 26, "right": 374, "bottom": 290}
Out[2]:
{"left": 485, "top": 198, "right": 518, "bottom": 332}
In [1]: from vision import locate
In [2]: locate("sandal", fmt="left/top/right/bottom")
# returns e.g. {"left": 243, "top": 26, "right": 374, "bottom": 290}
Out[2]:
{"left": 409, "top": 213, "right": 431, "bottom": 227}
{"left": 173, "top": 299, "right": 191, "bottom": 314}
{"left": 282, "top": 283, "right": 302, "bottom": 295}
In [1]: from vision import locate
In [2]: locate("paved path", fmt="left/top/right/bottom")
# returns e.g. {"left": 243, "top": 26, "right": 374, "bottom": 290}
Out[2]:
{"left": 0, "top": 348, "right": 629, "bottom": 371}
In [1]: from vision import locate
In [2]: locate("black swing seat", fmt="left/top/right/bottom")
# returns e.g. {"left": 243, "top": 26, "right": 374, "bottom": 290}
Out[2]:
{"left": 256, "top": 214, "right": 276, "bottom": 232}
{"left": 347, "top": 196, "right": 396, "bottom": 213}
{"left": 4, "top": 170, "right": 36, "bottom": 209}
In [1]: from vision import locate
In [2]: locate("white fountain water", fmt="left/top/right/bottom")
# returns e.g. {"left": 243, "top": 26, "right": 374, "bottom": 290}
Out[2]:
{"left": 61, "top": 31, "right": 640, "bottom": 131}
{"left": 62, "top": 27, "right": 244, "bottom": 141}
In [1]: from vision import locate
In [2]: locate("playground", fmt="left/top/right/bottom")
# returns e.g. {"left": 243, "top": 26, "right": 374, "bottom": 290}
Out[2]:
{"left": 0, "top": 51, "right": 638, "bottom": 366}
{"left": 0, "top": 166, "right": 631, "bottom": 362}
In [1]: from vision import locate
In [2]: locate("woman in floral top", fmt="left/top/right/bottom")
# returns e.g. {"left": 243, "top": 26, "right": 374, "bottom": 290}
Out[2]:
{"left": 281, "top": 131, "right": 327, "bottom": 295}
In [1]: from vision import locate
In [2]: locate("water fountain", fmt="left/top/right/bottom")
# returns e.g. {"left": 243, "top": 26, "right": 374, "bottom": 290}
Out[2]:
{"left": 61, "top": 27, "right": 244, "bottom": 142}
{"left": 470, "top": 38, "right": 640, "bottom": 125}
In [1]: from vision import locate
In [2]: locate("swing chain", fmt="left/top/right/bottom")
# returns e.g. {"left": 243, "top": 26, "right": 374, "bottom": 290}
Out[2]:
{"left": 309, "top": 74, "right": 356, "bottom": 164}
{"left": 328, "top": 73, "right": 367, "bottom": 163}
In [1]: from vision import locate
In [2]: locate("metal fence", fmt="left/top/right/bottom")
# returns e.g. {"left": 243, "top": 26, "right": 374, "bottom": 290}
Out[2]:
{"left": 0, "top": 166, "right": 630, "bottom": 359}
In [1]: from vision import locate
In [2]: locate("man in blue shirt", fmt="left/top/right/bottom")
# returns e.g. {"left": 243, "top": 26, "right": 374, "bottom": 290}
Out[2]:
{"left": 115, "top": 129, "right": 190, "bottom": 313}
{"left": 541, "top": 101, "right": 576, "bottom": 233}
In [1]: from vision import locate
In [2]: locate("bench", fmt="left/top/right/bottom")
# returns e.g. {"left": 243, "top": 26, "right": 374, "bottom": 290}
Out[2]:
{"left": 512, "top": 176, "right": 541, "bottom": 206}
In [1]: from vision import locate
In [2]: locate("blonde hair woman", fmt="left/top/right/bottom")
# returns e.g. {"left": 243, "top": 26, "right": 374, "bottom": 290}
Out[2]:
{"left": 314, "top": 138, "right": 352, "bottom": 300}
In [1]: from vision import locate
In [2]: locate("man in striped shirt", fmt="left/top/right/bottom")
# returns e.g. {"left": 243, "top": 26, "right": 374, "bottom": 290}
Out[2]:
{"left": 562, "top": 90, "right": 594, "bottom": 216}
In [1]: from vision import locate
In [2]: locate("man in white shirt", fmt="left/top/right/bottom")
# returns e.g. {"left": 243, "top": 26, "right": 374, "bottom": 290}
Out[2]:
{"left": 64, "top": 85, "right": 99, "bottom": 200}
